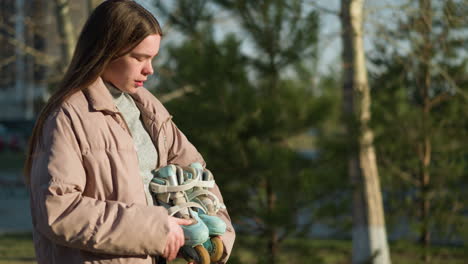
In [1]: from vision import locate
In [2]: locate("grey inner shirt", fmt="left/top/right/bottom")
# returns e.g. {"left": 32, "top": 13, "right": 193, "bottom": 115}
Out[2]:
{"left": 105, "top": 82, "right": 158, "bottom": 205}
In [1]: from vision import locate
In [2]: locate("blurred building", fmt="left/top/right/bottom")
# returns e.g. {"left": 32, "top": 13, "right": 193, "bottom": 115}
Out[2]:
{"left": 0, "top": 0, "right": 95, "bottom": 121}
{"left": 1, "top": 0, "right": 46, "bottom": 120}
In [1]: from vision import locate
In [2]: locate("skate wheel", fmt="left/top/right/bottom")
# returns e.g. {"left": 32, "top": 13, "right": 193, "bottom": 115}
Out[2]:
{"left": 194, "top": 245, "right": 210, "bottom": 264}
{"left": 209, "top": 236, "right": 224, "bottom": 262}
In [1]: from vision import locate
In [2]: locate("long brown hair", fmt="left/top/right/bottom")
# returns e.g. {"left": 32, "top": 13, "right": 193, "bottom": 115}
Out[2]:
{"left": 24, "top": 0, "right": 162, "bottom": 184}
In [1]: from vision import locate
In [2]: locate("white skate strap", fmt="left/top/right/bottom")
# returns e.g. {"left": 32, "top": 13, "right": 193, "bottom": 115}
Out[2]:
{"left": 188, "top": 190, "right": 226, "bottom": 212}
{"left": 150, "top": 179, "right": 198, "bottom": 193}
{"left": 187, "top": 189, "right": 218, "bottom": 202}
{"left": 167, "top": 202, "right": 206, "bottom": 216}
{"left": 194, "top": 180, "right": 215, "bottom": 188}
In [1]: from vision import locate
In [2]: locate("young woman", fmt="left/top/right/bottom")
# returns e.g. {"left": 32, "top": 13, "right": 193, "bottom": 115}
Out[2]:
{"left": 24, "top": 1, "right": 235, "bottom": 263}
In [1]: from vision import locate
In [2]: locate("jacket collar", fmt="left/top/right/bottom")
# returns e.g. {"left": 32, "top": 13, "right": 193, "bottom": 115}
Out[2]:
{"left": 84, "top": 77, "right": 171, "bottom": 127}
{"left": 85, "top": 77, "right": 119, "bottom": 113}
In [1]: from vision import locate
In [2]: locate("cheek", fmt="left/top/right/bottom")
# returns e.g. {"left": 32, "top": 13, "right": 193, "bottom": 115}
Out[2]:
{"left": 107, "top": 58, "right": 135, "bottom": 76}
{"left": 111, "top": 61, "right": 131, "bottom": 75}
{"left": 119, "top": 61, "right": 142, "bottom": 78}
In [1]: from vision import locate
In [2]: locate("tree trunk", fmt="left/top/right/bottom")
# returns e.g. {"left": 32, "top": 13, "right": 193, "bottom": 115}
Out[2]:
{"left": 87, "top": 0, "right": 101, "bottom": 15}
{"left": 54, "top": 0, "right": 75, "bottom": 69}
{"left": 340, "top": 0, "right": 392, "bottom": 263}
{"left": 417, "top": 0, "right": 432, "bottom": 262}
{"left": 25, "top": 10, "right": 35, "bottom": 120}
{"left": 15, "top": 0, "right": 26, "bottom": 117}
{"left": 266, "top": 179, "right": 278, "bottom": 264}
{"left": 268, "top": 228, "right": 279, "bottom": 264}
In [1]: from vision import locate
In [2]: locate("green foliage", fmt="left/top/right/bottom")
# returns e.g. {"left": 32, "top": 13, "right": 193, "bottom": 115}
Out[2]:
{"left": 160, "top": 33, "right": 325, "bottom": 234}
{"left": 151, "top": 0, "right": 467, "bottom": 259}
{"left": 153, "top": 0, "right": 343, "bottom": 259}
{"left": 297, "top": 72, "right": 352, "bottom": 234}
{"left": 369, "top": 0, "right": 468, "bottom": 245}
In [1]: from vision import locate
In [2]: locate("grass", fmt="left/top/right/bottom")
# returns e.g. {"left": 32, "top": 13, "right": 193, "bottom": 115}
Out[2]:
{"left": 0, "top": 233, "right": 35, "bottom": 264}
{"left": 0, "top": 233, "right": 466, "bottom": 264}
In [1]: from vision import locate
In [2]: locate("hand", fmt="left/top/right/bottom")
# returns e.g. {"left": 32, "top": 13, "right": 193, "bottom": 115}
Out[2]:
{"left": 162, "top": 216, "right": 192, "bottom": 261}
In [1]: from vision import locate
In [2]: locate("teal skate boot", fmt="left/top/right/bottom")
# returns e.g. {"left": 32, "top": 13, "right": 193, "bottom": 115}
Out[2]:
{"left": 150, "top": 165, "right": 210, "bottom": 264}
{"left": 184, "top": 163, "right": 227, "bottom": 263}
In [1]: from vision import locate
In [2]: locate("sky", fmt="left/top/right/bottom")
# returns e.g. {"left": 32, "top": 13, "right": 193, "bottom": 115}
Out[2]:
{"left": 134, "top": 0, "right": 408, "bottom": 75}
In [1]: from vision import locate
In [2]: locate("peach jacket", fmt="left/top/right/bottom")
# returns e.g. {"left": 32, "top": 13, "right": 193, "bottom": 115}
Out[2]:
{"left": 29, "top": 78, "right": 235, "bottom": 264}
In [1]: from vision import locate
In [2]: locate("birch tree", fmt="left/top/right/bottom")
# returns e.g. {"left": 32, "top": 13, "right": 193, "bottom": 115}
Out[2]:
{"left": 54, "top": 0, "right": 76, "bottom": 69}
{"left": 340, "top": 0, "right": 391, "bottom": 263}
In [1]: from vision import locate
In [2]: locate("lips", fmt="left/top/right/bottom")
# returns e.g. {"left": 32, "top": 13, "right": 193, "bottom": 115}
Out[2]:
{"left": 135, "top": 80, "right": 144, "bottom": 87}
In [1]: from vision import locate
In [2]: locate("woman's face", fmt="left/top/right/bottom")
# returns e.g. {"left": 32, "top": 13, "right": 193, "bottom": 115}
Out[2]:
{"left": 102, "top": 34, "right": 161, "bottom": 94}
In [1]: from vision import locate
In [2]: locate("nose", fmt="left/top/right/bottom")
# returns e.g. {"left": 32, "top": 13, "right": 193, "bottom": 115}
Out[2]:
{"left": 142, "top": 61, "right": 154, "bottom": 76}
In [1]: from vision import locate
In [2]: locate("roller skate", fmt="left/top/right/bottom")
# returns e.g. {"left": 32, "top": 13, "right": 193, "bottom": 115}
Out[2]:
{"left": 184, "top": 163, "right": 227, "bottom": 263}
{"left": 150, "top": 165, "right": 210, "bottom": 264}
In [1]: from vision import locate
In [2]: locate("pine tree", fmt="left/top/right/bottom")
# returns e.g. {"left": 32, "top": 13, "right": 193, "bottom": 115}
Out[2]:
{"left": 153, "top": 0, "right": 328, "bottom": 262}
{"left": 370, "top": 0, "right": 468, "bottom": 262}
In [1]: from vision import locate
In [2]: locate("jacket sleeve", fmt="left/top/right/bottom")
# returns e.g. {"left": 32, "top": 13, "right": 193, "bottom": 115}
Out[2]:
{"left": 165, "top": 120, "right": 236, "bottom": 263}
{"left": 211, "top": 183, "right": 236, "bottom": 263}
{"left": 30, "top": 108, "right": 170, "bottom": 256}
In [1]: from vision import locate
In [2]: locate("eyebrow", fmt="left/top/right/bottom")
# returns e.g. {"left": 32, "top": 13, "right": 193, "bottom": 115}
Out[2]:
{"left": 130, "top": 52, "right": 158, "bottom": 58}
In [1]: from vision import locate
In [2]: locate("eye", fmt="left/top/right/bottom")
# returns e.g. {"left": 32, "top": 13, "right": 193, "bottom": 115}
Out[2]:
{"left": 133, "top": 56, "right": 144, "bottom": 62}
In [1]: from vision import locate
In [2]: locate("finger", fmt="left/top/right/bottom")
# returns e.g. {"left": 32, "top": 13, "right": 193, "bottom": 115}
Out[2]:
{"left": 174, "top": 238, "right": 180, "bottom": 261}
{"left": 171, "top": 248, "right": 178, "bottom": 261}
{"left": 173, "top": 225, "right": 184, "bottom": 248}
{"left": 179, "top": 229, "right": 186, "bottom": 247}
{"left": 178, "top": 235, "right": 185, "bottom": 251}
{"left": 177, "top": 231, "right": 184, "bottom": 252}
{"left": 180, "top": 225, "right": 186, "bottom": 239}
{"left": 174, "top": 218, "right": 193, "bottom": 225}
{"left": 164, "top": 242, "right": 171, "bottom": 260}
{"left": 170, "top": 239, "right": 178, "bottom": 261}
{"left": 162, "top": 244, "right": 169, "bottom": 259}
{"left": 167, "top": 236, "right": 175, "bottom": 261}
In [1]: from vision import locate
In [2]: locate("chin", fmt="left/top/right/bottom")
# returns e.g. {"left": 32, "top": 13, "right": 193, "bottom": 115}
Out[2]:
{"left": 127, "top": 87, "right": 139, "bottom": 94}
